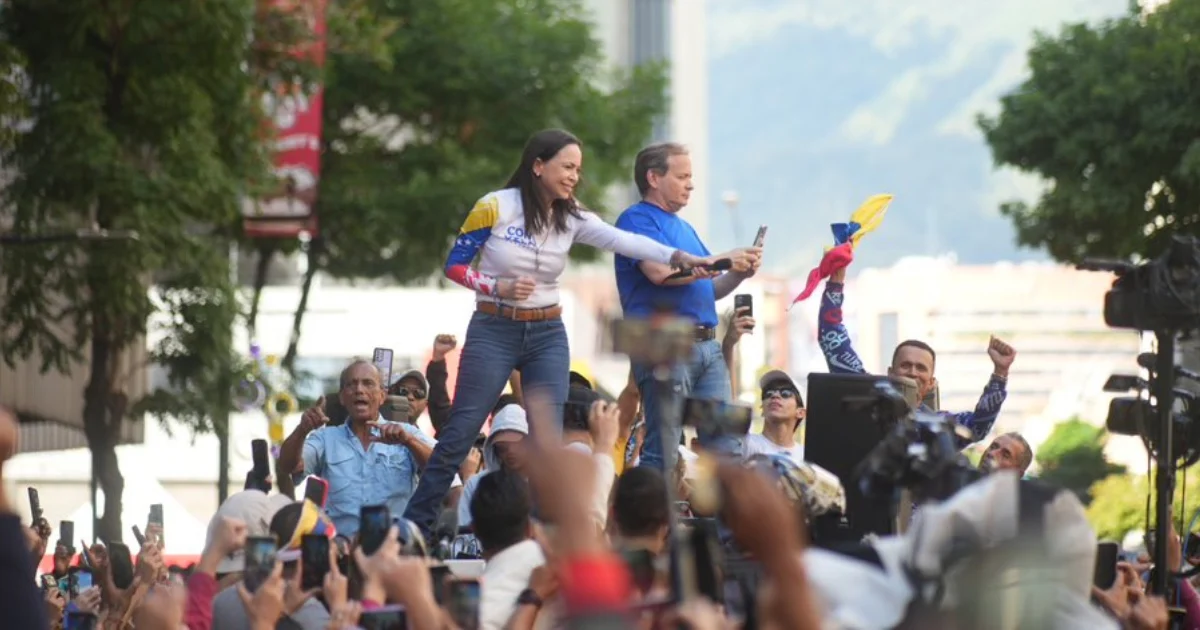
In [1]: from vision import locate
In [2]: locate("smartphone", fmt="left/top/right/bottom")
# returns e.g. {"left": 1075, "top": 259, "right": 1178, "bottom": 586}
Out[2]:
{"left": 1093, "top": 541, "right": 1120, "bottom": 589}
{"left": 429, "top": 565, "right": 453, "bottom": 605}
{"left": 300, "top": 534, "right": 331, "bottom": 591}
{"left": 359, "top": 605, "right": 408, "bottom": 630}
{"left": 40, "top": 574, "right": 56, "bottom": 592}
{"left": 251, "top": 439, "right": 271, "bottom": 480}
{"left": 73, "top": 568, "right": 94, "bottom": 593}
{"left": 688, "top": 524, "right": 724, "bottom": 605}
{"left": 79, "top": 539, "right": 92, "bottom": 569}
{"left": 148, "top": 504, "right": 164, "bottom": 547}
{"left": 1187, "top": 532, "right": 1200, "bottom": 559}
{"left": 446, "top": 578, "right": 481, "bottom": 630}
{"left": 64, "top": 611, "right": 96, "bottom": 630}
{"left": 28, "top": 487, "right": 42, "bottom": 523}
{"left": 682, "top": 398, "right": 753, "bottom": 440}
{"left": 382, "top": 395, "right": 411, "bottom": 424}
{"left": 106, "top": 542, "right": 135, "bottom": 589}
{"left": 753, "top": 225, "right": 768, "bottom": 247}
{"left": 132, "top": 525, "right": 146, "bottom": 547}
{"left": 243, "top": 536, "right": 278, "bottom": 592}
{"left": 621, "top": 548, "right": 657, "bottom": 594}
{"left": 59, "top": 520, "right": 75, "bottom": 552}
{"left": 733, "top": 294, "right": 753, "bottom": 320}
{"left": 372, "top": 347, "right": 395, "bottom": 390}
{"left": 359, "top": 505, "right": 391, "bottom": 555}
{"left": 304, "top": 476, "right": 330, "bottom": 508}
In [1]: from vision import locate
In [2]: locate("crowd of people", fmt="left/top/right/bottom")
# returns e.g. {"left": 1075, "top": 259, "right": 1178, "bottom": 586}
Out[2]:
{"left": 0, "top": 128, "right": 1191, "bottom": 629}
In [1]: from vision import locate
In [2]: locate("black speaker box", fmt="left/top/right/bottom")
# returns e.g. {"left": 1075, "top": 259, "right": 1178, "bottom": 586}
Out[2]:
{"left": 804, "top": 372, "right": 896, "bottom": 540}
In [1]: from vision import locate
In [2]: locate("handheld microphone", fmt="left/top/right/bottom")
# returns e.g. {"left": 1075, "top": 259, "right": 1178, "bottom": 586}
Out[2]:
{"left": 433, "top": 509, "right": 459, "bottom": 560}
{"left": 665, "top": 258, "right": 732, "bottom": 281}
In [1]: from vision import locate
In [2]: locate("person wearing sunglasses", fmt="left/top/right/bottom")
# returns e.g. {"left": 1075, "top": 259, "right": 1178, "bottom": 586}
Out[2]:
{"left": 742, "top": 370, "right": 806, "bottom": 465}
{"left": 389, "top": 369, "right": 431, "bottom": 424}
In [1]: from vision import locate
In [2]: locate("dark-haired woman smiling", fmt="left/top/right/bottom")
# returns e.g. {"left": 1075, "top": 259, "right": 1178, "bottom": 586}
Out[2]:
{"left": 403, "top": 129, "right": 708, "bottom": 531}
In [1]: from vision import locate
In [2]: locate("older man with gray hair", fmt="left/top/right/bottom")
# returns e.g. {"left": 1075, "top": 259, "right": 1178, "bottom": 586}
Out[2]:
{"left": 614, "top": 142, "right": 763, "bottom": 471}
{"left": 277, "top": 359, "right": 438, "bottom": 536}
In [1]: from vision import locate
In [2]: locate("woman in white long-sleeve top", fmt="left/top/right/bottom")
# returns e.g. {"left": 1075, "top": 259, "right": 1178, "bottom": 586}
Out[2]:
{"left": 403, "top": 129, "right": 708, "bottom": 533}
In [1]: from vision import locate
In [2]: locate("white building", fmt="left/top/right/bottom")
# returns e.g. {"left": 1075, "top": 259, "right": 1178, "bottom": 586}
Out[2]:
{"left": 584, "top": 0, "right": 711, "bottom": 240}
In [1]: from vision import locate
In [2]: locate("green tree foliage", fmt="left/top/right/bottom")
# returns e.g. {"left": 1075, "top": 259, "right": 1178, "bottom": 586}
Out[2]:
{"left": 1035, "top": 418, "right": 1125, "bottom": 504}
{"left": 978, "top": 0, "right": 1200, "bottom": 262}
{"left": 0, "top": 1, "right": 311, "bottom": 540}
{"left": 278, "top": 0, "right": 668, "bottom": 371}
{"left": 1087, "top": 465, "right": 1200, "bottom": 542}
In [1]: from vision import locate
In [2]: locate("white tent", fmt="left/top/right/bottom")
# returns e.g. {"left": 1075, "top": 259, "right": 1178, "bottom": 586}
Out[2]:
{"left": 66, "top": 475, "right": 208, "bottom": 555}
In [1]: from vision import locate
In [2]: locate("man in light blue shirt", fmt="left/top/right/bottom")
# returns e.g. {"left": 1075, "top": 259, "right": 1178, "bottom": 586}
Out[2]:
{"left": 278, "top": 360, "right": 436, "bottom": 537}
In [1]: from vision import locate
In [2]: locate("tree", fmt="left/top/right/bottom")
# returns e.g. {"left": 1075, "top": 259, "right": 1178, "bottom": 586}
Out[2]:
{"left": 0, "top": 1, "right": 310, "bottom": 541}
{"left": 277, "top": 0, "right": 668, "bottom": 372}
{"left": 1087, "top": 464, "right": 1200, "bottom": 542}
{"left": 1035, "top": 418, "right": 1126, "bottom": 504}
{"left": 978, "top": 0, "right": 1200, "bottom": 263}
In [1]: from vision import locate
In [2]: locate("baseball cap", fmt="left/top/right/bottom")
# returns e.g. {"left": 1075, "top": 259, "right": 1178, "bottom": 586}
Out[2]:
{"left": 759, "top": 370, "right": 799, "bottom": 393}
{"left": 206, "top": 491, "right": 292, "bottom": 574}
{"left": 391, "top": 369, "right": 428, "bottom": 393}
{"left": 568, "top": 370, "right": 593, "bottom": 390}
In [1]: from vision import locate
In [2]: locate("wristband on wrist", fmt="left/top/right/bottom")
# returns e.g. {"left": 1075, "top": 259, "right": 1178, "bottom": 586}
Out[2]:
{"left": 517, "top": 588, "right": 543, "bottom": 608}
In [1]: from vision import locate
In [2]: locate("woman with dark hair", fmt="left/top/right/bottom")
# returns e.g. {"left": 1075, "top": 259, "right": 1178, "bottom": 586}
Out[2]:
{"left": 403, "top": 128, "right": 708, "bottom": 532}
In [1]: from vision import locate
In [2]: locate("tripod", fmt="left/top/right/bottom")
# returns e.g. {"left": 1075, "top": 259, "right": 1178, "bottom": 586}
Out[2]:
{"left": 1150, "top": 329, "right": 1178, "bottom": 598}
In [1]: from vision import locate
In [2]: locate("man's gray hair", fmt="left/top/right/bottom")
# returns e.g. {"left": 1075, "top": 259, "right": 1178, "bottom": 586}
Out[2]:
{"left": 633, "top": 142, "right": 689, "bottom": 196}
{"left": 339, "top": 359, "right": 383, "bottom": 389}
{"left": 1003, "top": 431, "right": 1034, "bottom": 473}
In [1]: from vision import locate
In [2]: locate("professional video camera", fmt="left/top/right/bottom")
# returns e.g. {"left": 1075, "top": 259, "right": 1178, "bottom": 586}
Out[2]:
{"left": 1104, "top": 354, "right": 1200, "bottom": 466}
{"left": 851, "top": 381, "right": 981, "bottom": 505}
{"left": 1081, "top": 236, "right": 1200, "bottom": 597}
{"left": 1078, "top": 234, "right": 1200, "bottom": 331}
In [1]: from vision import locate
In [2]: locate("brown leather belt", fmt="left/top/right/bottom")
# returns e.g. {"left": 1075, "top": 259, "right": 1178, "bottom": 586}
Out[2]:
{"left": 477, "top": 302, "right": 563, "bottom": 322}
{"left": 695, "top": 326, "right": 716, "bottom": 341}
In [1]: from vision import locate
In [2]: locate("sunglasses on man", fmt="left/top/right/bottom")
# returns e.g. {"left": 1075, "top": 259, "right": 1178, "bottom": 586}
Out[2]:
{"left": 392, "top": 386, "right": 427, "bottom": 400}
{"left": 762, "top": 388, "right": 799, "bottom": 400}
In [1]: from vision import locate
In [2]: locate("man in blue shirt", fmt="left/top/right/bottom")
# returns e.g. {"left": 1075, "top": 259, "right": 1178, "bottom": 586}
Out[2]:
{"left": 614, "top": 142, "right": 762, "bottom": 470}
{"left": 276, "top": 360, "right": 437, "bottom": 536}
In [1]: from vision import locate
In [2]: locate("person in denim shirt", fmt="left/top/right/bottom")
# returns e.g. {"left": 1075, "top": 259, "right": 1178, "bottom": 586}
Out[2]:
{"left": 278, "top": 360, "right": 435, "bottom": 537}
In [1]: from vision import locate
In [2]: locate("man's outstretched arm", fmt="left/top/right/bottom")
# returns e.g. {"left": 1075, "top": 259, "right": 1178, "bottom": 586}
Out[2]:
{"left": 947, "top": 376, "right": 1008, "bottom": 447}
{"left": 818, "top": 280, "right": 866, "bottom": 374}
{"left": 947, "top": 337, "right": 1016, "bottom": 447}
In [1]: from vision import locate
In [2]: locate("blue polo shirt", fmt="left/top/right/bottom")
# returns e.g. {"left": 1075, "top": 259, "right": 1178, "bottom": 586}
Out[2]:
{"left": 615, "top": 201, "right": 718, "bottom": 327}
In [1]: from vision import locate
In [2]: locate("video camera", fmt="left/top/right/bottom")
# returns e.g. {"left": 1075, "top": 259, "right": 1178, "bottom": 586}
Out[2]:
{"left": 1078, "top": 234, "right": 1200, "bottom": 331}
{"left": 852, "top": 381, "right": 981, "bottom": 504}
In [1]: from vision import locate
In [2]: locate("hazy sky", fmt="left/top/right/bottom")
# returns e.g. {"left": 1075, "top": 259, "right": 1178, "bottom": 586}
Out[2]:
{"left": 704, "top": 0, "right": 1129, "bottom": 271}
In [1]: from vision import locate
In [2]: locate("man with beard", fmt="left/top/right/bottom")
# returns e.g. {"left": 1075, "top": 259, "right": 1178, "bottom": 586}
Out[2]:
{"left": 978, "top": 432, "right": 1033, "bottom": 476}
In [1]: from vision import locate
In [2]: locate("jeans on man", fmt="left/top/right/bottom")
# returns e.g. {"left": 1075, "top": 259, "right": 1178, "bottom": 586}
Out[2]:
{"left": 634, "top": 339, "right": 732, "bottom": 470}
{"left": 403, "top": 311, "right": 569, "bottom": 533}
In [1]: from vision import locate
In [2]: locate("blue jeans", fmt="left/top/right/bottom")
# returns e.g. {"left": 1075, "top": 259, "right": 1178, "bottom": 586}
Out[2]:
{"left": 403, "top": 310, "right": 570, "bottom": 533}
{"left": 634, "top": 339, "right": 732, "bottom": 470}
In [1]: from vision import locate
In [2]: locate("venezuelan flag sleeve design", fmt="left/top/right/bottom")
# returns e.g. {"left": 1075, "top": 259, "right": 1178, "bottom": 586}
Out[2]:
{"left": 445, "top": 195, "right": 500, "bottom": 296}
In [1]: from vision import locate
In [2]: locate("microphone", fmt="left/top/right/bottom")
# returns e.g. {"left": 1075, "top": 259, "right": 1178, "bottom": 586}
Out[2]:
{"left": 432, "top": 509, "right": 459, "bottom": 560}
{"left": 664, "top": 258, "right": 732, "bottom": 281}
{"left": 1137, "top": 353, "right": 1157, "bottom": 371}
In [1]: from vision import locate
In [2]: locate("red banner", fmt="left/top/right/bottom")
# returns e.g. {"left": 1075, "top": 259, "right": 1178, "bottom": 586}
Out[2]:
{"left": 242, "top": 0, "right": 327, "bottom": 239}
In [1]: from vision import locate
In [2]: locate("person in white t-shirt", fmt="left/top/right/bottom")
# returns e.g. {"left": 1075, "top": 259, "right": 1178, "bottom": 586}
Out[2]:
{"left": 404, "top": 129, "right": 710, "bottom": 535}
{"left": 743, "top": 370, "right": 806, "bottom": 464}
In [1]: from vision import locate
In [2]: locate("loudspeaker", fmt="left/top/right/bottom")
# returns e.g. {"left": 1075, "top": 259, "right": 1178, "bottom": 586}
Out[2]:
{"left": 804, "top": 372, "right": 896, "bottom": 540}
